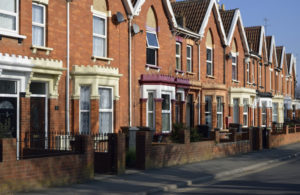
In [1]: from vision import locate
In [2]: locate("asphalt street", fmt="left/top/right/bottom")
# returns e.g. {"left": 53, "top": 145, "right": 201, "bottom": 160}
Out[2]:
{"left": 159, "top": 157, "right": 300, "bottom": 195}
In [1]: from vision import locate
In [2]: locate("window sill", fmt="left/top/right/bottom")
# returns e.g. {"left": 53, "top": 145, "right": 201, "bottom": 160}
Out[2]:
{"left": 146, "top": 64, "right": 161, "bottom": 72}
{"left": 232, "top": 80, "right": 240, "bottom": 83}
{"left": 92, "top": 56, "right": 114, "bottom": 64}
{"left": 175, "top": 69, "right": 184, "bottom": 75}
{"left": 206, "top": 75, "right": 215, "bottom": 79}
{"left": 186, "top": 71, "right": 196, "bottom": 76}
{"left": 0, "top": 31, "right": 26, "bottom": 43}
{"left": 31, "top": 45, "right": 53, "bottom": 55}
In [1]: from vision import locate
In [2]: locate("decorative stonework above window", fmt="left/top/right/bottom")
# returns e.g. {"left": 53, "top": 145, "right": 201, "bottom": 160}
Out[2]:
{"left": 71, "top": 65, "right": 122, "bottom": 100}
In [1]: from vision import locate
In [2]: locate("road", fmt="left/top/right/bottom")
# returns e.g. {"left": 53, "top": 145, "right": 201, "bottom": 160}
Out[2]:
{"left": 159, "top": 157, "right": 300, "bottom": 195}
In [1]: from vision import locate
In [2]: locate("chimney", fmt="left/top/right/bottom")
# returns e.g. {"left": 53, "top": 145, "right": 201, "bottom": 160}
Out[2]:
{"left": 221, "top": 4, "right": 225, "bottom": 11}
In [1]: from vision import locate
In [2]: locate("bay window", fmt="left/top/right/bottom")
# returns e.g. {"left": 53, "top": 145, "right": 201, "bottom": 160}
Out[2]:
{"left": 262, "top": 101, "right": 267, "bottom": 126}
{"left": 80, "top": 86, "right": 90, "bottom": 134}
{"left": 272, "top": 103, "right": 278, "bottom": 123}
{"left": 243, "top": 99, "right": 248, "bottom": 127}
{"left": 162, "top": 94, "right": 171, "bottom": 132}
{"left": 205, "top": 96, "right": 212, "bottom": 129}
{"left": 217, "top": 97, "right": 223, "bottom": 129}
{"left": 147, "top": 92, "right": 155, "bottom": 129}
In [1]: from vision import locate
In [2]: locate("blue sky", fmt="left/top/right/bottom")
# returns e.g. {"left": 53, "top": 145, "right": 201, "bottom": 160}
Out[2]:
{"left": 219, "top": 0, "right": 300, "bottom": 81}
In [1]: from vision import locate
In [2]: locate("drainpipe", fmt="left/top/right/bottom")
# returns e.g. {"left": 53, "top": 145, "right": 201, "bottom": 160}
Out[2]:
{"left": 198, "top": 42, "right": 200, "bottom": 81}
{"left": 223, "top": 46, "right": 226, "bottom": 84}
{"left": 66, "top": 0, "right": 71, "bottom": 134}
{"left": 128, "top": 16, "right": 133, "bottom": 127}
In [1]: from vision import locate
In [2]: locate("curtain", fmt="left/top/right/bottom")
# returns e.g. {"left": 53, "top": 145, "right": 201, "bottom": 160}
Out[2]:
{"left": 80, "top": 86, "right": 90, "bottom": 111}
{"left": 99, "top": 112, "right": 112, "bottom": 133}
{"left": 32, "top": 26, "right": 44, "bottom": 46}
{"left": 32, "top": 5, "right": 43, "bottom": 24}
{"left": 99, "top": 88, "right": 112, "bottom": 109}
{"left": 32, "top": 5, "right": 44, "bottom": 46}
{"left": 93, "top": 16, "right": 105, "bottom": 35}
{"left": 93, "top": 37, "right": 105, "bottom": 57}
{"left": 0, "top": 0, "right": 16, "bottom": 12}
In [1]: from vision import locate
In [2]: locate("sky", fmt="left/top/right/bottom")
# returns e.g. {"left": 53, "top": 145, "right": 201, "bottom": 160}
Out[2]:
{"left": 219, "top": 0, "right": 300, "bottom": 82}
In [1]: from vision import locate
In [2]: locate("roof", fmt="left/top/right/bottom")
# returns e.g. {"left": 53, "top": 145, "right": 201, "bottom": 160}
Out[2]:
{"left": 171, "top": 0, "right": 211, "bottom": 33}
{"left": 276, "top": 46, "right": 283, "bottom": 68}
{"left": 266, "top": 36, "right": 272, "bottom": 55}
{"left": 219, "top": 9, "right": 236, "bottom": 36}
{"left": 245, "top": 26, "right": 262, "bottom": 54}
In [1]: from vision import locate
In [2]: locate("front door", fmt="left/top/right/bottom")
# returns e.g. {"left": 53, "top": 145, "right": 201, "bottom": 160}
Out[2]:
{"left": 30, "top": 97, "right": 46, "bottom": 148}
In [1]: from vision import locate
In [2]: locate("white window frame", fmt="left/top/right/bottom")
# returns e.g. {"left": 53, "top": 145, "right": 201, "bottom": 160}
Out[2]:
{"left": 146, "top": 31, "right": 159, "bottom": 66}
{"left": 30, "top": 82, "right": 48, "bottom": 148}
{"left": 187, "top": 45, "right": 192, "bottom": 72}
{"left": 146, "top": 91, "right": 155, "bottom": 129}
{"left": 206, "top": 47, "right": 213, "bottom": 76}
{"left": 232, "top": 54, "right": 237, "bottom": 81}
{"left": 243, "top": 99, "right": 248, "bottom": 127}
{"left": 252, "top": 60, "right": 255, "bottom": 83}
{"left": 32, "top": 3, "right": 46, "bottom": 47}
{"left": 262, "top": 101, "right": 267, "bottom": 127}
{"left": 93, "top": 13, "right": 107, "bottom": 57}
{"left": 233, "top": 98, "right": 240, "bottom": 124}
{"left": 0, "top": 0, "right": 19, "bottom": 35}
{"left": 259, "top": 64, "right": 262, "bottom": 86}
{"left": 98, "top": 86, "right": 113, "bottom": 133}
{"left": 246, "top": 62, "right": 250, "bottom": 83}
{"left": 272, "top": 103, "right": 278, "bottom": 123}
{"left": 205, "top": 96, "right": 212, "bottom": 128}
{"left": 216, "top": 96, "right": 223, "bottom": 129}
{"left": 176, "top": 42, "right": 181, "bottom": 70}
{"left": 79, "top": 85, "right": 91, "bottom": 134}
{"left": 162, "top": 93, "right": 171, "bottom": 133}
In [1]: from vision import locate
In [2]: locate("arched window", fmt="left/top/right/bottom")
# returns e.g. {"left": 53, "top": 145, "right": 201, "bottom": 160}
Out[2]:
{"left": 206, "top": 30, "right": 213, "bottom": 76}
{"left": 146, "top": 7, "right": 159, "bottom": 66}
{"left": 232, "top": 39, "right": 238, "bottom": 80}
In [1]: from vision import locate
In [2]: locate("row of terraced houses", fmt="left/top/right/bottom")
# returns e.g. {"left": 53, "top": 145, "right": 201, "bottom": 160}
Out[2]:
{"left": 0, "top": 0, "right": 299, "bottom": 144}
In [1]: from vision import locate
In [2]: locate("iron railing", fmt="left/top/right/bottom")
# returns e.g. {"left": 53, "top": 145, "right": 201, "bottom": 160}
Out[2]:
{"left": 93, "top": 133, "right": 109, "bottom": 153}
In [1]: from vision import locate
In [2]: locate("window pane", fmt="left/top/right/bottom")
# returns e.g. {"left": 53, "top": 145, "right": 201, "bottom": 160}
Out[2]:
{"left": 232, "top": 56, "right": 236, "bottom": 64}
{"left": 32, "top": 5, "right": 44, "bottom": 24}
{"left": 233, "top": 99, "right": 239, "bottom": 123}
{"left": 146, "top": 32, "right": 159, "bottom": 48}
{"left": 187, "top": 46, "right": 191, "bottom": 58}
{"left": 99, "top": 112, "right": 112, "bottom": 133}
{"left": 176, "top": 57, "right": 181, "bottom": 70}
{"left": 232, "top": 65, "right": 236, "bottom": 80}
{"left": 0, "top": 13, "right": 16, "bottom": 30}
{"left": 207, "top": 62, "right": 212, "bottom": 75}
{"left": 205, "top": 96, "right": 212, "bottom": 112}
{"left": 93, "top": 37, "right": 105, "bottom": 57}
{"left": 148, "top": 93, "right": 154, "bottom": 111}
{"left": 30, "top": 82, "right": 46, "bottom": 95}
{"left": 217, "top": 97, "right": 222, "bottom": 112}
{"left": 205, "top": 113, "right": 212, "bottom": 128}
{"left": 148, "top": 113, "right": 154, "bottom": 129}
{"left": 80, "top": 112, "right": 90, "bottom": 134}
{"left": 206, "top": 49, "right": 212, "bottom": 61}
{"left": 32, "top": 26, "right": 44, "bottom": 46}
{"left": 0, "top": 0, "right": 16, "bottom": 12}
{"left": 217, "top": 114, "right": 222, "bottom": 129}
{"left": 0, "top": 80, "right": 16, "bottom": 94}
{"left": 243, "top": 115, "right": 248, "bottom": 126}
{"left": 187, "top": 60, "right": 191, "bottom": 72}
{"left": 146, "top": 48, "right": 156, "bottom": 65}
{"left": 162, "top": 94, "right": 170, "bottom": 111}
{"left": 243, "top": 99, "right": 248, "bottom": 113}
{"left": 162, "top": 113, "right": 170, "bottom": 132}
{"left": 99, "top": 88, "right": 112, "bottom": 109}
{"left": 93, "top": 16, "right": 105, "bottom": 35}
{"left": 80, "top": 86, "right": 90, "bottom": 110}
{"left": 176, "top": 43, "right": 180, "bottom": 55}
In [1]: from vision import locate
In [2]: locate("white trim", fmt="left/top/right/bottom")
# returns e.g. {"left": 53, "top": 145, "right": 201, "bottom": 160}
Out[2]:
{"left": 163, "top": 0, "right": 178, "bottom": 28}
{"left": 227, "top": 10, "right": 249, "bottom": 53}
{"left": 141, "top": 84, "right": 175, "bottom": 100}
{"left": 161, "top": 92, "right": 172, "bottom": 133}
{"left": 199, "top": 0, "right": 227, "bottom": 45}
{"left": 187, "top": 45, "right": 192, "bottom": 72}
{"left": 121, "top": 0, "right": 134, "bottom": 16}
{"left": 32, "top": 0, "right": 49, "bottom": 5}
{"left": 176, "top": 42, "right": 181, "bottom": 70}
{"left": 278, "top": 46, "right": 286, "bottom": 69}
{"left": 79, "top": 85, "right": 91, "bottom": 134}
{"left": 268, "top": 36, "right": 278, "bottom": 67}
{"left": 133, "top": 0, "right": 146, "bottom": 16}
{"left": 146, "top": 91, "right": 155, "bottom": 129}
{"left": 232, "top": 53, "right": 237, "bottom": 81}
{"left": 146, "top": 31, "right": 160, "bottom": 49}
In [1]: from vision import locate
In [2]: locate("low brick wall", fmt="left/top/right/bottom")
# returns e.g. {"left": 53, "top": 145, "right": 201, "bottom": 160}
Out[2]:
{"left": 136, "top": 131, "right": 252, "bottom": 170}
{"left": 269, "top": 126, "right": 300, "bottom": 148}
{"left": 0, "top": 136, "right": 94, "bottom": 194}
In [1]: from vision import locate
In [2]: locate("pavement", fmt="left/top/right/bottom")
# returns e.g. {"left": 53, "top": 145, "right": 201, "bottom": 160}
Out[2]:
{"left": 20, "top": 142, "right": 300, "bottom": 195}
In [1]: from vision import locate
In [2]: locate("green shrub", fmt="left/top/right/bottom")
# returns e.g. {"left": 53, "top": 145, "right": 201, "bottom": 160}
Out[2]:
{"left": 126, "top": 148, "right": 136, "bottom": 168}
{"left": 171, "top": 123, "right": 186, "bottom": 143}
{"left": 190, "top": 127, "right": 202, "bottom": 142}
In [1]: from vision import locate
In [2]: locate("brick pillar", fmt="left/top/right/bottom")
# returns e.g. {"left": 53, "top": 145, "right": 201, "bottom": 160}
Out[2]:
{"left": 212, "top": 102, "right": 217, "bottom": 129}
{"left": 287, "top": 110, "right": 293, "bottom": 120}
{"left": 140, "top": 99, "right": 147, "bottom": 127}
{"left": 90, "top": 99, "right": 99, "bottom": 135}
{"left": 179, "top": 129, "right": 190, "bottom": 144}
{"left": 214, "top": 129, "right": 220, "bottom": 144}
{"left": 109, "top": 133, "right": 126, "bottom": 175}
{"left": 76, "top": 135, "right": 94, "bottom": 178}
{"left": 193, "top": 101, "right": 198, "bottom": 127}
{"left": 154, "top": 98, "right": 162, "bottom": 133}
{"left": 248, "top": 127, "right": 253, "bottom": 149}
{"left": 239, "top": 105, "right": 243, "bottom": 126}
{"left": 253, "top": 107, "right": 258, "bottom": 127}
{"left": 223, "top": 103, "right": 226, "bottom": 130}
{"left": 283, "top": 125, "right": 288, "bottom": 134}
{"left": 20, "top": 96, "right": 30, "bottom": 140}
{"left": 72, "top": 99, "right": 80, "bottom": 134}
{"left": 114, "top": 100, "right": 120, "bottom": 133}
{"left": 230, "top": 128, "right": 237, "bottom": 142}
{"left": 257, "top": 107, "right": 262, "bottom": 127}
{"left": 249, "top": 107, "right": 253, "bottom": 127}
{"left": 136, "top": 131, "right": 152, "bottom": 170}
{"left": 253, "top": 127, "right": 263, "bottom": 150}
{"left": 180, "top": 101, "right": 186, "bottom": 124}
{"left": 201, "top": 102, "right": 206, "bottom": 125}
{"left": 171, "top": 100, "right": 176, "bottom": 124}
{"left": 266, "top": 108, "right": 272, "bottom": 128}
{"left": 48, "top": 98, "right": 59, "bottom": 133}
